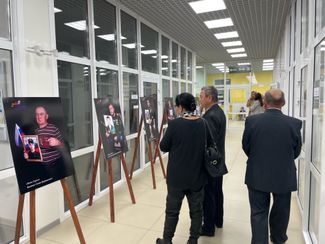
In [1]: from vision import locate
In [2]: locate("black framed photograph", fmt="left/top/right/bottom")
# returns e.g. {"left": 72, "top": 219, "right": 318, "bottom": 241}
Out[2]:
{"left": 140, "top": 96, "right": 159, "bottom": 141}
{"left": 94, "top": 98, "right": 128, "bottom": 160}
{"left": 164, "top": 97, "right": 176, "bottom": 122}
{"left": 2, "top": 97, "right": 75, "bottom": 194}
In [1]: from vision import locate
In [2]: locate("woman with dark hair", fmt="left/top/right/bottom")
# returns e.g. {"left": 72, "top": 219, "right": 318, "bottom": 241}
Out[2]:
{"left": 249, "top": 92, "right": 265, "bottom": 115}
{"left": 156, "top": 92, "right": 210, "bottom": 244}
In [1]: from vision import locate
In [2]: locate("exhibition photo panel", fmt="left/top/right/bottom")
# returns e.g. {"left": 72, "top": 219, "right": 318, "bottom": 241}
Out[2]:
{"left": 2, "top": 97, "right": 75, "bottom": 194}
{"left": 140, "top": 96, "right": 159, "bottom": 142}
{"left": 94, "top": 98, "right": 128, "bottom": 160}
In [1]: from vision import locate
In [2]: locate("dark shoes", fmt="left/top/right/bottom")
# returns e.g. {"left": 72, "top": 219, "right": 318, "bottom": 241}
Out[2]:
{"left": 215, "top": 223, "right": 223, "bottom": 228}
{"left": 199, "top": 228, "right": 215, "bottom": 237}
{"left": 156, "top": 238, "right": 172, "bottom": 244}
{"left": 187, "top": 240, "right": 198, "bottom": 244}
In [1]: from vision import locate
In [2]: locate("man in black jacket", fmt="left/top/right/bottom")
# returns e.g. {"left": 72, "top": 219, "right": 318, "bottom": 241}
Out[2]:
{"left": 200, "top": 86, "right": 228, "bottom": 236}
{"left": 242, "top": 89, "right": 302, "bottom": 244}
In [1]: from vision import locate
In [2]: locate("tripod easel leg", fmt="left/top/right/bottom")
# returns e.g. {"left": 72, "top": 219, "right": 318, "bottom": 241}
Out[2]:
{"left": 30, "top": 191, "right": 36, "bottom": 244}
{"left": 130, "top": 117, "right": 143, "bottom": 179}
{"left": 61, "top": 179, "right": 86, "bottom": 244}
{"left": 107, "top": 159, "right": 115, "bottom": 222}
{"left": 153, "top": 140, "right": 166, "bottom": 178}
{"left": 120, "top": 154, "right": 136, "bottom": 204}
{"left": 14, "top": 194, "right": 25, "bottom": 244}
{"left": 89, "top": 138, "right": 102, "bottom": 206}
{"left": 148, "top": 141, "right": 156, "bottom": 189}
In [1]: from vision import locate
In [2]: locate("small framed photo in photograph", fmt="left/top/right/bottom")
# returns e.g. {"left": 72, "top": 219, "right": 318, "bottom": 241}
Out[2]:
{"left": 22, "top": 135, "right": 43, "bottom": 162}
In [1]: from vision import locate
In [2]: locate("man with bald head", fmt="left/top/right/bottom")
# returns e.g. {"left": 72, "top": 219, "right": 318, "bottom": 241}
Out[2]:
{"left": 242, "top": 89, "right": 302, "bottom": 244}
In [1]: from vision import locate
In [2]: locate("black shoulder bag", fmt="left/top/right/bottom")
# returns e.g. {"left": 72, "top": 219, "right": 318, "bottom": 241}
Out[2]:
{"left": 202, "top": 118, "right": 223, "bottom": 177}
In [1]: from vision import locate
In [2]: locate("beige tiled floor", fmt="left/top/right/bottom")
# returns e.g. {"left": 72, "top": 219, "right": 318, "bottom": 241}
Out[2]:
{"left": 38, "top": 125, "right": 306, "bottom": 244}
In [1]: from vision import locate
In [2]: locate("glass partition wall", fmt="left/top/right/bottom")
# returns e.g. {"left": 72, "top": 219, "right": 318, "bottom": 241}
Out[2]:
{"left": 53, "top": 0, "right": 195, "bottom": 212}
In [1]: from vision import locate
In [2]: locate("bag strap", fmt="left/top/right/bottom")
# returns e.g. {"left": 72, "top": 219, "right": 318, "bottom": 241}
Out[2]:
{"left": 202, "top": 117, "right": 217, "bottom": 149}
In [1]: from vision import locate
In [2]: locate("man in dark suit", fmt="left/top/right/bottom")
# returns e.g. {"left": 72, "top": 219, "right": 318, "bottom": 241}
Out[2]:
{"left": 242, "top": 89, "right": 302, "bottom": 244}
{"left": 200, "top": 86, "right": 228, "bottom": 236}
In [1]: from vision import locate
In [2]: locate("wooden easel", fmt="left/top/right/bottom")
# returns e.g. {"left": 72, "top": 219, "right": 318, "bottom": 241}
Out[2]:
{"left": 15, "top": 179, "right": 86, "bottom": 244}
{"left": 129, "top": 116, "right": 166, "bottom": 189}
{"left": 88, "top": 137, "right": 136, "bottom": 223}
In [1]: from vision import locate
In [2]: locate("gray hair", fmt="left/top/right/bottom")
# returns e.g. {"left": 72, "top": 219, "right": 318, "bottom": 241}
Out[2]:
{"left": 201, "top": 86, "right": 218, "bottom": 102}
{"left": 264, "top": 89, "right": 285, "bottom": 107}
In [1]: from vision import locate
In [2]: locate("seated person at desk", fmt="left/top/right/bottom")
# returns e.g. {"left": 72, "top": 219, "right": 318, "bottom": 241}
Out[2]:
{"left": 238, "top": 107, "right": 246, "bottom": 120}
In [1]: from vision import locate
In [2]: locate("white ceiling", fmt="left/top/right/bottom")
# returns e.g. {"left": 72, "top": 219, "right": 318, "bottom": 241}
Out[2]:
{"left": 117, "top": 0, "right": 292, "bottom": 67}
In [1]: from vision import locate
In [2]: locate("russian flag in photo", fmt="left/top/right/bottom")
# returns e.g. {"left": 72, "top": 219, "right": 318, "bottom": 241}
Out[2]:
{"left": 15, "top": 124, "right": 24, "bottom": 147}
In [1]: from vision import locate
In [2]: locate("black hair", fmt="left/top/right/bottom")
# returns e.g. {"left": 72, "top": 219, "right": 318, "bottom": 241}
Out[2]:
{"left": 254, "top": 92, "right": 263, "bottom": 106}
{"left": 175, "top": 92, "right": 196, "bottom": 112}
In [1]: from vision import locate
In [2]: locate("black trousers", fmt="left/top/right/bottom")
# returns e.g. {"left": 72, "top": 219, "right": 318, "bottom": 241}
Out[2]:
{"left": 163, "top": 185, "right": 204, "bottom": 242}
{"left": 248, "top": 187, "right": 291, "bottom": 244}
{"left": 202, "top": 176, "right": 224, "bottom": 232}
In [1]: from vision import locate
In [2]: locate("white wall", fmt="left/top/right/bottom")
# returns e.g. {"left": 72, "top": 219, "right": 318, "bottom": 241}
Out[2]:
{"left": 22, "top": 0, "right": 60, "bottom": 231}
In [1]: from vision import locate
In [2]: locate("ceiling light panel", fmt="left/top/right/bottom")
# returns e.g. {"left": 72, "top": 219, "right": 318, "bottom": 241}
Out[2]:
{"left": 231, "top": 53, "right": 247, "bottom": 57}
{"left": 64, "top": 20, "right": 99, "bottom": 31}
{"left": 221, "top": 41, "right": 243, "bottom": 47}
{"left": 227, "top": 47, "right": 245, "bottom": 53}
{"left": 263, "top": 59, "right": 274, "bottom": 63}
{"left": 204, "top": 18, "right": 233, "bottom": 29}
{"left": 189, "top": 0, "right": 226, "bottom": 14}
{"left": 238, "top": 62, "right": 250, "bottom": 65}
{"left": 215, "top": 31, "right": 239, "bottom": 39}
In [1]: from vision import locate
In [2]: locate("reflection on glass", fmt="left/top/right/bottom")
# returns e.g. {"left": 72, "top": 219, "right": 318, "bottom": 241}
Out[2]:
{"left": 0, "top": 49, "right": 14, "bottom": 170}
{"left": 94, "top": 0, "right": 117, "bottom": 64}
{"left": 100, "top": 150, "right": 121, "bottom": 191}
{"left": 180, "top": 82, "right": 186, "bottom": 93}
{"left": 0, "top": 176, "right": 23, "bottom": 243}
{"left": 188, "top": 83, "right": 193, "bottom": 93}
{"left": 172, "top": 42, "right": 179, "bottom": 78}
{"left": 172, "top": 80, "right": 179, "bottom": 100}
{"left": 0, "top": 0, "right": 10, "bottom": 40}
{"left": 121, "top": 11, "right": 137, "bottom": 69}
{"left": 309, "top": 174, "right": 320, "bottom": 242}
{"left": 141, "top": 23, "right": 158, "bottom": 73}
{"left": 187, "top": 51, "right": 193, "bottom": 81}
{"left": 97, "top": 68, "right": 118, "bottom": 99}
{"left": 124, "top": 138, "right": 140, "bottom": 172}
{"left": 311, "top": 40, "right": 324, "bottom": 171}
{"left": 54, "top": 0, "right": 90, "bottom": 58}
{"left": 315, "top": 0, "right": 325, "bottom": 34}
{"left": 162, "top": 79, "right": 170, "bottom": 104}
{"left": 123, "top": 73, "right": 139, "bottom": 135}
{"left": 301, "top": 0, "right": 309, "bottom": 52}
{"left": 300, "top": 66, "right": 308, "bottom": 148}
{"left": 161, "top": 36, "right": 170, "bottom": 76}
{"left": 181, "top": 47, "right": 186, "bottom": 79}
{"left": 65, "top": 153, "right": 94, "bottom": 210}
{"left": 58, "top": 61, "right": 93, "bottom": 150}
{"left": 297, "top": 158, "right": 305, "bottom": 209}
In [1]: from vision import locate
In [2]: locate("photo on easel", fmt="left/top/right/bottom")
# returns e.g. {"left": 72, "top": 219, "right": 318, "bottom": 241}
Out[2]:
{"left": 140, "top": 96, "right": 159, "bottom": 141}
{"left": 2, "top": 97, "right": 75, "bottom": 194}
{"left": 164, "top": 97, "right": 176, "bottom": 122}
{"left": 94, "top": 98, "right": 128, "bottom": 160}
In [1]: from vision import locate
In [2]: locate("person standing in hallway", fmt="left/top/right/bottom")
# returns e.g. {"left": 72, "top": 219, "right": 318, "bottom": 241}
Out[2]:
{"left": 199, "top": 86, "right": 228, "bottom": 236}
{"left": 249, "top": 92, "right": 265, "bottom": 115}
{"left": 246, "top": 90, "right": 257, "bottom": 115}
{"left": 156, "top": 93, "right": 208, "bottom": 244}
{"left": 242, "top": 89, "right": 302, "bottom": 244}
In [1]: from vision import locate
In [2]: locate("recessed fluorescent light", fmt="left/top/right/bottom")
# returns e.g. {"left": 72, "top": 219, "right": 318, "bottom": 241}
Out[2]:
{"left": 189, "top": 0, "right": 226, "bottom": 14}
{"left": 231, "top": 53, "right": 247, "bottom": 58}
{"left": 263, "top": 59, "right": 274, "bottom": 63}
{"left": 227, "top": 47, "right": 245, "bottom": 53}
{"left": 263, "top": 65, "right": 274, "bottom": 68}
{"left": 98, "top": 34, "right": 115, "bottom": 41}
{"left": 196, "top": 66, "right": 203, "bottom": 68}
{"left": 321, "top": 47, "right": 325, "bottom": 51}
{"left": 212, "top": 63, "right": 224, "bottom": 66}
{"left": 221, "top": 41, "right": 242, "bottom": 47}
{"left": 54, "top": 7, "right": 62, "bottom": 13}
{"left": 321, "top": 41, "right": 325, "bottom": 46}
{"left": 141, "top": 50, "right": 157, "bottom": 55}
{"left": 161, "top": 55, "right": 169, "bottom": 59}
{"left": 123, "top": 43, "right": 136, "bottom": 49}
{"left": 171, "top": 59, "right": 177, "bottom": 63}
{"left": 263, "top": 68, "right": 273, "bottom": 70}
{"left": 204, "top": 18, "right": 233, "bottom": 29}
{"left": 162, "top": 67, "right": 168, "bottom": 70}
{"left": 238, "top": 62, "right": 250, "bottom": 65}
{"left": 64, "top": 20, "right": 99, "bottom": 31}
{"left": 214, "top": 31, "right": 239, "bottom": 39}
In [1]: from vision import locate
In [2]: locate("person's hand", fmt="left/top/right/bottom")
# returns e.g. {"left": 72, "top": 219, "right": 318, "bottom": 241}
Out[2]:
{"left": 24, "top": 152, "right": 29, "bottom": 159}
{"left": 48, "top": 137, "right": 62, "bottom": 147}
